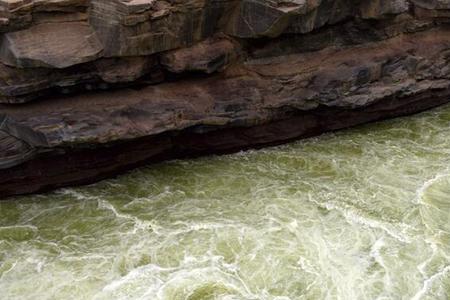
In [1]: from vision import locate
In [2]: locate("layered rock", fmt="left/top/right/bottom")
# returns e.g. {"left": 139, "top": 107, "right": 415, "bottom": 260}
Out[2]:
{"left": 2, "top": 0, "right": 450, "bottom": 197}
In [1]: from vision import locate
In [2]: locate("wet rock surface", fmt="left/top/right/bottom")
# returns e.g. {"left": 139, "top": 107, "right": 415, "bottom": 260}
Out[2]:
{"left": 2, "top": 0, "right": 450, "bottom": 197}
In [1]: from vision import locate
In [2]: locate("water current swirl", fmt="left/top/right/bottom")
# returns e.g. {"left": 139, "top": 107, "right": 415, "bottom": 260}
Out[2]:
{"left": 1, "top": 105, "right": 450, "bottom": 299}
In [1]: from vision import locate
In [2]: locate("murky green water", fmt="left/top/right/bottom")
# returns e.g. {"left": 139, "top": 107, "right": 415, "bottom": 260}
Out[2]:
{"left": 1, "top": 105, "right": 450, "bottom": 300}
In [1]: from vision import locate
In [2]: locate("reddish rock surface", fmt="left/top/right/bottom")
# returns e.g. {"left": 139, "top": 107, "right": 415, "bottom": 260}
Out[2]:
{"left": 2, "top": 0, "right": 450, "bottom": 197}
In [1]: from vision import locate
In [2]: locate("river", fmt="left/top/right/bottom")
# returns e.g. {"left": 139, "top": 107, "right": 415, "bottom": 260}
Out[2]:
{"left": 0, "top": 104, "right": 449, "bottom": 300}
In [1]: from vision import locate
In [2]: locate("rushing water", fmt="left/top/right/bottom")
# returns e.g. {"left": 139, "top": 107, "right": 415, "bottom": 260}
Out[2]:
{"left": 1, "top": 106, "right": 450, "bottom": 300}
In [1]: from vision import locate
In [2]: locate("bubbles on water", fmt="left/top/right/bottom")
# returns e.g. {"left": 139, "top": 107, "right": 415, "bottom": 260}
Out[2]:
{"left": 418, "top": 174, "right": 450, "bottom": 251}
{"left": 0, "top": 225, "right": 38, "bottom": 242}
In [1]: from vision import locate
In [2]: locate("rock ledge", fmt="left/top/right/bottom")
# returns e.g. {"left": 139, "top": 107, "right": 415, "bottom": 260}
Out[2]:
{"left": 2, "top": 0, "right": 450, "bottom": 197}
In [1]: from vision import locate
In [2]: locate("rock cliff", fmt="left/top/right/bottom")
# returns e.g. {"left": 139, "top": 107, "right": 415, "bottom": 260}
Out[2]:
{"left": 2, "top": 0, "right": 450, "bottom": 197}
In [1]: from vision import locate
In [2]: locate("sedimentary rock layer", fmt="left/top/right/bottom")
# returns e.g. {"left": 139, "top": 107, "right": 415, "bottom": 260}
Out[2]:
{"left": 2, "top": 0, "right": 450, "bottom": 197}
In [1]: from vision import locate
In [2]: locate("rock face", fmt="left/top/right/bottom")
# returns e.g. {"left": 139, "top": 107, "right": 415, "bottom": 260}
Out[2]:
{"left": 0, "top": 22, "right": 103, "bottom": 68}
{"left": 2, "top": 0, "right": 450, "bottom": 197}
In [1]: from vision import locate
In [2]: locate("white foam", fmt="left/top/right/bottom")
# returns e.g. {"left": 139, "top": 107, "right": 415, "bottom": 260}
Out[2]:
{"left": 306, "top": 194, "right": 413, "bottom": 243}
{"left": 97, "top": 199, "right": 156, "bottom": 234}
{"left": 411, "top": 265, "right": 450, "bottom": 300}
{"left": 415, "top": 172, "right": 450, "bottom": 205}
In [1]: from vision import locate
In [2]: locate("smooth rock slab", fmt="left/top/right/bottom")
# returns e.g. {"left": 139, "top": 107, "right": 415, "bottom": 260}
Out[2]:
{"left": 0, "top": 21, "right": 103, "bottom": 68}
{"left": 161, "top": 37, "right": 239, "bottom": 74}
{"left": 0, "top": 114, "right": 48, "bottom": 169}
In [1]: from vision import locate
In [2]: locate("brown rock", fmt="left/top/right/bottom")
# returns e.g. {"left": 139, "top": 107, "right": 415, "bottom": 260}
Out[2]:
{"left": 88, "top": 0, "right": 233, "bottom": 57}
{"left": 2, "top": 1, "right": 450, "bottom": 197}
{"left": 0, "top": 0, "right": 89, "bottom": 32}
{"left": 360, "top": 0, "right": 409, "bottom": 19}
{"left": 161, "top": 37, "right": 239, "bottom": 74}
{"left": 0, "top": 22, "right": 103, "bottom": 68}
